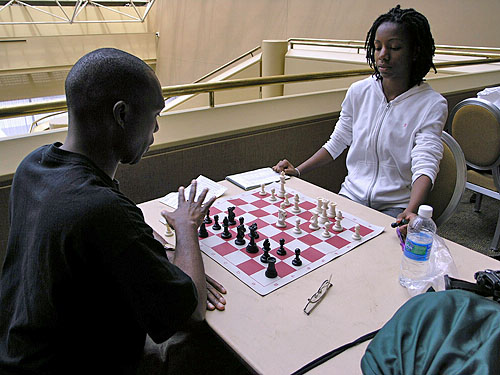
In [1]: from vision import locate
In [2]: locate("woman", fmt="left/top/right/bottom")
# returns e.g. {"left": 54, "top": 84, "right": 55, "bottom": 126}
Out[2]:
{"left": 273, "top": 5, "right": 447, "bottom": 225}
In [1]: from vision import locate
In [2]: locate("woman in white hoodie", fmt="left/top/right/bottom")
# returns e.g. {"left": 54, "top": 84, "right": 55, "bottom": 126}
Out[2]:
{"left": 274, "top": 5, "right": 447, "bottom": 223}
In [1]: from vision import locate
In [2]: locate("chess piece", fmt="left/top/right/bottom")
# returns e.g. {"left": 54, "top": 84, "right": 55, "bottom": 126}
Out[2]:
{"left": 277, "top": 171, "right": 286, "bottom": 198}
{"left": 352, "top": 224, "right": 362, "bottom": 240}
{"left": 221, "top": 217, "right": 232, "bottom": 239}
{"left": 212, "top": 214, "right": 221, "bottom": 230}
{"left": 276, "top": 205, "right": 287, "bottom": 228}
{"left": 198, "top": 222, "right": 208, "bottom": 238}
{"left": 227, "top": 207, "right": 236, "bottom": 226}
{"left": 319, "top": 204, "right": 328, "bottom": 225}
{"left": 245, "top": 234, "right": 258, "bottom": 253}
{"left": 309, "top": 212, "right": 320, "bottom": 230}
{"left": 333, "top": 211, "right": 343, "bottom": 232}
{"left": 292, "top": 248, "right": 302, "bottom": 266}
{"left": 321, "top": 222, "right": 332, "bottom": 238}
{"left": 260, "top": 239, "right": 271, "bottom": 263}
{"left": 293, "top": 218, "right": 302, "bottom": 234}
{"left": 270, "top": 188, "right": 277, "bottom": 201}
{"left": 164, "top": 221, "right": 174, "bottom": 237}
{"left": 235, "top": 224, "right": 246, "bottom": 245}
{"left": 249, "top": 222, "right": 259, "bottom": 239}
{"left": 277, "top": 238, "right": 287, "bottom": 256}
{"left": 292, "top": 194, "right": 301, "bottom": 213}
{"left": 327, "top": 202, "right": 337, "bottom": 219}
{"left": 259, "top": 183, "right": 267, "bottom": 196}
{"left": 315, "top": 198, "right": 323, "bottom": 214}
{"left": 203, "top": 209, "right": 212, "bottom": 224}
{"left": 265, "top": 257, "right": 278, "bottom": 278}
{"left": 284, "top": 194, "right": 290, "bottom": 207}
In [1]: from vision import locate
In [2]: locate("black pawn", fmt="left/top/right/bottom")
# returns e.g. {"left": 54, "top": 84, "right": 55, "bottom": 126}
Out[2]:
{"left": 212, "top": 215, "right": 221, "bottom": 230}
{"left": 265, "top": 257, "right": 278, "bottom": 278}
{"left": 246, "top": 235, "right": 258, "bottom": 253}
{"left": 204, "top": 209, "right": 212, "bottom": 224}
{"left": 260, "top": 239, "right": 271, "bottom": 263}
{"left": 198, "top": 222, "right": 208, "bottom": 238}
{"left": 292, "top": 248, "right": 302, "bottom": 266}
{"left": 277, "top": 238, "right": 286, "bottom": 256}
{"left": 221, "top": 217, "right": 232, "bottom": 239}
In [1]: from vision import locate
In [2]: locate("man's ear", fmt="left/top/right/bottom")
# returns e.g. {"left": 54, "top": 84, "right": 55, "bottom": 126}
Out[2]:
{"left": 113, "top": 101, "right": 128, "bottom": 129}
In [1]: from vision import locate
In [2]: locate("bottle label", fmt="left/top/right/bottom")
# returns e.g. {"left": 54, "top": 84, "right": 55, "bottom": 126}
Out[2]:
{"left": 404, "top": 233, "right": 432, "bottom": 261}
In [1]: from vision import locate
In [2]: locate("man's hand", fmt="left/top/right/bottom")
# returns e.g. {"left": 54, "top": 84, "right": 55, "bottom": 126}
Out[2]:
{"left": 272, "top": 159, "right": 298, "bottom": 176}
{"left": 206, "top": 275, "right": 226, "bottom": 311}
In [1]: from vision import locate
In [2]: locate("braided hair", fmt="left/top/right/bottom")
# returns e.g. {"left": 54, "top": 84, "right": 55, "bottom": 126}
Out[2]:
{"left": 365, "top": 5, "right": 436, "bottom": 87}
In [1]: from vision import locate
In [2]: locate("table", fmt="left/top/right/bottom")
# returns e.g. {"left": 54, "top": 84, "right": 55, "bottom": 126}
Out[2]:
{"left": 139, "top": 178, "right": 500, "bottom": 374}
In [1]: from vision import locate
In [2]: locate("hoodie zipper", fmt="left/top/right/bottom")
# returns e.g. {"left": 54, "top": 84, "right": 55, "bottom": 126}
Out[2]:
{"left": 367, "top": 102, "right": 391, "bottom": 207}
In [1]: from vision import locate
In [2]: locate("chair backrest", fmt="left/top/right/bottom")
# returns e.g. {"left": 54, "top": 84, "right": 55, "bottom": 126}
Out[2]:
{"left": 427, "top": 132, "right": 467, "bottom": 227}
{"left": 448, "top": 97, "right": 500, "bottom": 170}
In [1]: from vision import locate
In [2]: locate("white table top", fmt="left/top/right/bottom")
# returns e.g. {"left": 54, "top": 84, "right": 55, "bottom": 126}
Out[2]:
{"left": 139, "top": 178, "right": 500, "bottom": 375}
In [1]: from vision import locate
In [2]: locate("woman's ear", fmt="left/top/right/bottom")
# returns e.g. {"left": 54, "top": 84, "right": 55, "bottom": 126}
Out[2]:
{"left": 112, "top": 101, "right": 128, "bottom": 129}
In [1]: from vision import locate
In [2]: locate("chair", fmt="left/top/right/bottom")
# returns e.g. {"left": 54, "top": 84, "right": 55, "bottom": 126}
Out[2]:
{"left": 447, "top": 98, "right": 500, "bottom": 251}
{"left": 427, "top": 132, "right": 467, "bottom": 227}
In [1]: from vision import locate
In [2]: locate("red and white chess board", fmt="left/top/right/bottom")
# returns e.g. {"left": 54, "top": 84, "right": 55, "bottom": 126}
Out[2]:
{"left": 198, "top": 184, "right": 385, "bottom": 295}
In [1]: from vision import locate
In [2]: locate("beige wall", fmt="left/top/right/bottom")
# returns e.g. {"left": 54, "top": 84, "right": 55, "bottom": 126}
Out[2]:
{"left": 155, "top": 0, "right": 500, "bottom": 86}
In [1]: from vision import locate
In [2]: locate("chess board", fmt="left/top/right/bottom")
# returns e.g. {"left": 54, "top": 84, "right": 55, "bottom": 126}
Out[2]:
{"left": 198, "top": 184, "right": 385, "bottom": 295}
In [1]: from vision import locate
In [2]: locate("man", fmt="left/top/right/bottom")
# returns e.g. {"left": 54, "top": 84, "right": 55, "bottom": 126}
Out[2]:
{"left": 0, "top": 48, "right": 225, "bottom": 374}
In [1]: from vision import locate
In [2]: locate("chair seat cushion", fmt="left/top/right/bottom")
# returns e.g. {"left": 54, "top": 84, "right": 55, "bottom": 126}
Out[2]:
{"left": 467, "top": 170, "right": 498, "bottom": 191}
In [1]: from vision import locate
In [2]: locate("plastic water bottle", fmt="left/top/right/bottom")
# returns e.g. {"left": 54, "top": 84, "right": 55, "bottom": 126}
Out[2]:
{"left": 399, "top": 205, "right": 437, "bottom": 289}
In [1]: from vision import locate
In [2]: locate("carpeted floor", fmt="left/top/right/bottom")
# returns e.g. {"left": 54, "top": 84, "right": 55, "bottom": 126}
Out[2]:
{"left": 438, "top": 189, "right": 500, "bottom": 258}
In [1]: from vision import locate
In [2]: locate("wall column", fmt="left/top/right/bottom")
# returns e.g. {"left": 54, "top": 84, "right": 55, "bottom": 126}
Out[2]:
{"left": 261, "top": 40, "right": 288, "bottom": 98}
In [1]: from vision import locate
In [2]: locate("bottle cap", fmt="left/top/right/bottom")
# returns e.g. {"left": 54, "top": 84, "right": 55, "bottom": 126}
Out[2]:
{"left": 418, "top": 205, "right": 433, "bottom": 218}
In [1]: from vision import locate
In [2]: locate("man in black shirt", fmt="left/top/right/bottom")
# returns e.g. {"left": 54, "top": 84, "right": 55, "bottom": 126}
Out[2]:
{"left": 0, "top": 48, "right": 223, "bottom": 374}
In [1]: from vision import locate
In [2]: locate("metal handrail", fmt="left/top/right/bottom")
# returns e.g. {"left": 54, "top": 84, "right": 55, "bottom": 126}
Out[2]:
{"left": 2, "top": 57, "right": 500, "bottom": 121}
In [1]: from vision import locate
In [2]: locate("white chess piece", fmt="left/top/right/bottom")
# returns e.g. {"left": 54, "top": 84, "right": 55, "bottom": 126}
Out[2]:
{"left": 352, "top": 224, "right": 362, "bottom": 240}
{"left": 327, "top": 202, "right": 337, "bottom": 219}
{"left": 321, "top": 222, "right": 332, "bottom": 238}
{"left": 309, "top": 213, "right": 320, "bottom": 230}
{"left": 164, "top": 221, "right": 174, "bottom": 237}
{"left": 270, "top": 188, "right": 277, "bottom": 201}
{"left": 276, "top": 203, "right": 287, "bottom": 228}
{"left": 291, "top": 194, "right": 301, "bottom": 213}
{"left": 293, "top": 218, "right": 302, "bottom": 234}
{"left": 277, "top": 171, "right": 286, "bottom": 198}
{"left": 284, "top": 194, "right": 290, "bottom": 206}
{"left": 319, "top": 204, "right": 328, "bottom": 225}
{"left": 333, "top": 211, "right": 343, "bottom": 232}
{"left": 315, "top": 198, "right": 323, "bottom": 214}
{"left": 259, "top": 183, "right": 266, "bottom": 196}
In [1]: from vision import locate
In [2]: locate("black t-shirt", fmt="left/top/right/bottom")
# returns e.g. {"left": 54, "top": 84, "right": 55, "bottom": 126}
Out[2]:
{"left": 0, "top": 143, "right": 197, "bottom": 374}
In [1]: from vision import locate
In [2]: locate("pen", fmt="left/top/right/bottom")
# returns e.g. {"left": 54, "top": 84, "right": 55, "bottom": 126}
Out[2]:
{"left": 390, "top": 218, "right": 409, "bottom": 228}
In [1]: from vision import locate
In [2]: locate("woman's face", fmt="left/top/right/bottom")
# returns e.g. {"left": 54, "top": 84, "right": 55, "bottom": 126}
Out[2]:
{"left": 373, "top": 21, "right": 414, "bottom": 84}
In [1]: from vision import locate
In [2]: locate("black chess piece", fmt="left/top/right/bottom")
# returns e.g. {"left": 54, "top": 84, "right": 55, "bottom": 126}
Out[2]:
{"left": 212, "top": 215, "right": 221, "bottom": 230}
{"left": 260, "top": 239, "right": 271, "bottom": 263}
{"left": 221, "top": 217, "right": 232, "bottom": 239}
{"left": 265, "top": 257, "right": 278, "bottom": 278}
{"left": 277, "top": 238, "right": 286, "bottom": 256}
{"left": 227, "top": 206, "right": 236, "bottom": 226}
{"left": 245, "top": 234, "right": 258, "bottom": 253}
{"left": 249, "top": 222, "right": 259, "bottom": 239}
{"left": 198, "top": 222, "right": 208, "bottom": 238}
{"left": 235, "top": 225, "right": 246, "bottom": 246}
{"left": 204, "top": 209, "right": 212, "bottom": 224}
{"left": 292, "top": 248, "right": 302, "bottom": 266}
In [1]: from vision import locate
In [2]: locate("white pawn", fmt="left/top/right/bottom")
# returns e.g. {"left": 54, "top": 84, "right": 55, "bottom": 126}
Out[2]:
{"left": 293, "top": 218, "right": 302, "bottom": 234}
{"left": 277, "top": 171, "right": 286, "bottom": 198}
{"left": 309, "top": 213, "right": 320, "bottom": 230}
{"left": 284, "top": 194, "right": 290, "bottom": 207}
{"left": 315, "top": 198, "right": 323, "bottom": 214}
{"left": 164, "top": 221, "right": 174, "bottom": 237}
{"left": 270, "top": 188, "right": 277, "bottom": 201}
{"left": 292, "top": 194, "right": 301, "bottom": 213}
{"left": 352, "top": 224, "right": 362, "bottom": 240}
{"left": 327, "top": 202, "right": 336, "bottom": 219}
{"left": 321, "top": 222, "right": 332, "bottom": 238}
{"left": 333, "top": 211, "right": 343, "bottom": 232}
{"left": 259, "top": 183, "right": 266, "bottom": 196}
{"left": 319, "top": 204, "right": 328, "bottom": 225}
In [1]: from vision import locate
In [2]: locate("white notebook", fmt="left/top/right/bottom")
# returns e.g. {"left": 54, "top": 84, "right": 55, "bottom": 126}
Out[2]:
{"left": 225, "top": 167, "right": 289, "bottom": 190}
